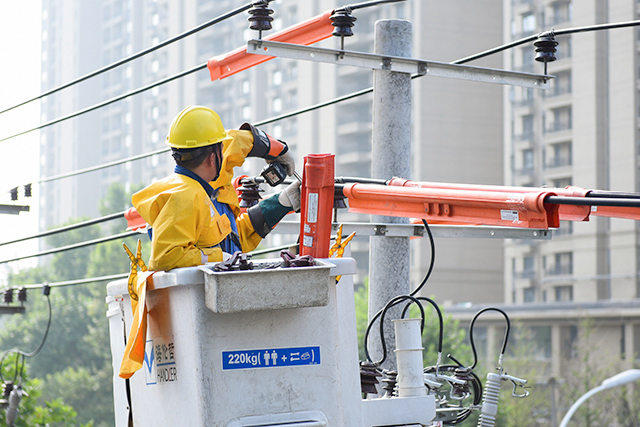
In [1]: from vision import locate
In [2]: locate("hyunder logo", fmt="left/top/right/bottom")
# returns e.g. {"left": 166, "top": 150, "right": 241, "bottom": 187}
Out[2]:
{"left": 144, "top": 340, "right": 157, "bottom": 385}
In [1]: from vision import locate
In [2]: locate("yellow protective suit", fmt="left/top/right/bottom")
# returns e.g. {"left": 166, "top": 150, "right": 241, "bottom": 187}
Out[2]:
{"left": 132, "top": 129, "right": 262, "bottom": 271}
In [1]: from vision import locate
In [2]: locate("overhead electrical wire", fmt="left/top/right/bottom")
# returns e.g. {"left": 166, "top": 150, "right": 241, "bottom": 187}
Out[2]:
{"left": 453, "top": 19, "right": 640, "bottom": 65}
{"left": 0, "top": 231, "right": 139, "bottom": 265}
{"left": 0, "top": 62, "right": 208, "bottom": 143}
{"left": 7, "top": 18, "right": 640, "bottom": 193}
{"left": 0, "top": 210, "right": 127, "bottom": 247}
{"left": 0, "top": 2, "right": 254, "bottom": 115}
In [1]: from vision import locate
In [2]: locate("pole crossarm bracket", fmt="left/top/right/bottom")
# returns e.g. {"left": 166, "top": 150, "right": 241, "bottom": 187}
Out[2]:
{"left": 247, "top": 39, "right": 553, "bottom": 88}
{"left": 0, "top": 204, "right": 30, "bottom": 215}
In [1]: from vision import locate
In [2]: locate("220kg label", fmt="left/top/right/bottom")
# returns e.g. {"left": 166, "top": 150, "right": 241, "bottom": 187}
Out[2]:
{"left": 222, "top": 346, "right": 320, "bottom": 370}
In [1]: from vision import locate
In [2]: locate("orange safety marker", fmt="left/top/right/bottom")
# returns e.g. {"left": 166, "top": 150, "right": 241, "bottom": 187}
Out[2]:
{"left": 299, "top": 154, "right": 335, "bottom": 258}
{"left": 208, "top": 10, "right": 334, "bottom": 81}
{"left": 343, "top": 183, "right": 560, "bottom": 229}
{"left": 125, "top": 207, "right": 147, "bottom": 232}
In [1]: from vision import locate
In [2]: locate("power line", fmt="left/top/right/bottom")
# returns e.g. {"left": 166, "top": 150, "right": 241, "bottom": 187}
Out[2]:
{"left": 0, "top": 210, "right": 127, "bottom": 247}
{"left": 453, "top": 19, "right": 640, "bottom": 65}
{"left": 0, "top": 62, "right": 207, "bottom": 143}
{"left": 38, "top": 148, "right": 170, "bottom": 184}
{"left": 0, "top": 2, "right": 253, "bottom": 115}
{"left": 0, "top": 231, "right": 139, "bottom": 264}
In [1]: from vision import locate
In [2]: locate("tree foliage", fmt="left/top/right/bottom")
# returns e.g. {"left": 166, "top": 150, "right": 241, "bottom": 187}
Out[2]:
{"left": 0, "top": 183, "right": 142, "bottom": 426}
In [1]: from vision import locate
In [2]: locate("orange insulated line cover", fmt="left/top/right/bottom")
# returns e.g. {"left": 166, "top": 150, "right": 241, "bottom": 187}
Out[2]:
{"left": 208, "top": 10, "right": 334, "bottom": 81}
{"left": 343, "top": 183, "right": 560, "bottom": 229}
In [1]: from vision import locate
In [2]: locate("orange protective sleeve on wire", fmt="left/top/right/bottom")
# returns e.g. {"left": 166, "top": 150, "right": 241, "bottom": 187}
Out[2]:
{"left": 388, "top": 178, "right": 592, "bottom": 222}
{"left": 343, "top": 183, "right": 560, "bottom": 229}
{"left": 207, "top": 10, "right": 334, "bottom": 81}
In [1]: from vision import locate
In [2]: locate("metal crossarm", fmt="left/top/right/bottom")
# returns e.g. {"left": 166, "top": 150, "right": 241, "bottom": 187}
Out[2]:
{"left": 246, "top": 39, "right": 553, "bottom": 88}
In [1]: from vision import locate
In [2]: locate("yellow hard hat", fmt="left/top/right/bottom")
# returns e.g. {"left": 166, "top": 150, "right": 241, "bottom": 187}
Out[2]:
{"left": 166, "top": 105, "right": 233, "bottom": 149}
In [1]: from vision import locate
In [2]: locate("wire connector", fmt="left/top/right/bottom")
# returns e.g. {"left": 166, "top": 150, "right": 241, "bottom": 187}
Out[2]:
{"left": 3, "top": 289, "right": 13, "bottom": 304}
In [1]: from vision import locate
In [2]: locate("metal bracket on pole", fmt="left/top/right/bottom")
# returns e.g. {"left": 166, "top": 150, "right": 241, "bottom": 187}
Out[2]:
{"left": 0, "top": 204, "right": 30, "bottom": 215}
{"left": 272, "top": 221, "right": 552, "bottom": 240}
{"left": 247, "top": 39, "right": 553, "bottom": 88}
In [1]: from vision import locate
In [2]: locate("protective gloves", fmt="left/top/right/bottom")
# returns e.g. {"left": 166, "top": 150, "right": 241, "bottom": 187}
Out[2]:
{"left": 247, "top": 181, "right": 301, "bottom": 238}
{"left": 278, "top": 180, "right": 301, "bottom": 212}
{"left": 240, "top": 122, "right": 296, "bottom": 175}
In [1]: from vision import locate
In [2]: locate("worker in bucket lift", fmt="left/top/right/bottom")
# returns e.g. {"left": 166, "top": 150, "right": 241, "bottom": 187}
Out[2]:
{"left": 131, "top": 105, "right": 300, "bottom": 271}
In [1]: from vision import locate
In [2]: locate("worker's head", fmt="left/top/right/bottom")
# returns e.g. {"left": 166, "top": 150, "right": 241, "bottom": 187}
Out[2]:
{"left": 166, "top": 106, "right": 232, "bottom": 176}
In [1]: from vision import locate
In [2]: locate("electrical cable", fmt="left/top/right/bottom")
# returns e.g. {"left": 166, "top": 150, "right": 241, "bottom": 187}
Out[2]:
{"left": 0, "top": 290, "right": 52, "bottom": 384}
{"left": 342, "top": 0, "right": 406, "bottom": 11}
{"left": 0, "top": 210, "right": 127, "bottom": 247}
{"left": 0, "top": 62, "right": 207, "bottom": 143}
{"left": 2, "top": 274, "right": 129, "bottom": 293}
{"left": 402, "top": 296, "right": 443, "bottom": 353}
{"left": 0, "top": 231, "right": 139, "bottom": 265}
{"left": 0, "top": 2, "right": 254, "bottom": 115}
{"left": 453, "top": 19, "right": 640, "bottom": 65}
{"left": 449, "top": 307, "right": 511, "bottom": 371}
{"left": 545, "top": 195, "right": 640, "bottom": 208}
{"left": 364, "top": 294, "right": 425, "bottom": 365}
{"left": 363, "top": 219, "right": 435, "bottom": 365}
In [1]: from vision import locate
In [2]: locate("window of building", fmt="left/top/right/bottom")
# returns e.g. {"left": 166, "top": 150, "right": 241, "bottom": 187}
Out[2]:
{"left": 522, "top": 13, "right": 536, "bottom": 33}
{"left": 530, "top": 326, "right": 552, "bottom": 359}
{"left": 546, "top": 252, "right": 573, "bottom": 276}
{"left": 546, "top": 106, "right": 572, "bottom": 132}
{"left": 272, "top": 70, "right": 282, "bottom": 86}
{"left": 523, "top": 287, "right": 536, "bottom": 303}
{"left": 547, "top": 141, "right": 572, "bottom": 167}
{"left": 242, "top": 105, "right": 251, "bottom": 120}
{"left": 272, "top": 97, "right": 282, "bottom": 113}
{"left": 550, "top": 1, "right": 572, "bottom": 25}
{"left": 242, "top": 80, "right": 250, "bottom": 94}
{"left": 550, "top": 177, "right": 572, "bottom": 189}
{"left": 554, "top": 285, "right": 573, "bottom": 302}
{"left": 561, "top": 325, "right": 578, "bottom": 359}
{"left": 521, "top": 114, "right": 534, "bottom": 138}
{"left": 522, "top": 149, "right": 534, "bottom": 170}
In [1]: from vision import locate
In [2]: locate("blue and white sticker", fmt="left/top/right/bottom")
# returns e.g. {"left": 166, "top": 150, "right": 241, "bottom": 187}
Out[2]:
{"left": 144, "top": 337, "right": 178, "bottom": 385}
{"left": 222, "top": 346, "right": 320, "bottom": 370}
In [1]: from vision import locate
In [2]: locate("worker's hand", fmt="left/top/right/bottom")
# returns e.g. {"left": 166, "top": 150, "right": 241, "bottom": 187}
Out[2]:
{"left": 278, "top": 180, "right": 301, "bottom": 213}
{"left": 267, "top": 151, "right": 295, "bottom": 176}
{"left": 222, "top": 251, "right": 232, "bottom": 261}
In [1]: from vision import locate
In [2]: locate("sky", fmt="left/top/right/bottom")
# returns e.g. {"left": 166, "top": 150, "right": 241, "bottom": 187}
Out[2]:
{"left": 0, "top": 4, "right": 42, "bottom": 279}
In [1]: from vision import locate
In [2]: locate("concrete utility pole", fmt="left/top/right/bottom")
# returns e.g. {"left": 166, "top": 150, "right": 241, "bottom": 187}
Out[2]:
{"left": 368, "top": 19, "right": 412, "bottom": 372}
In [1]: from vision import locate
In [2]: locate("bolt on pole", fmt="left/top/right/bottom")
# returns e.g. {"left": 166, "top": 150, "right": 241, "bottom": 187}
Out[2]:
{"left": 368, "top": 19, "right": 413, "bottom": 373}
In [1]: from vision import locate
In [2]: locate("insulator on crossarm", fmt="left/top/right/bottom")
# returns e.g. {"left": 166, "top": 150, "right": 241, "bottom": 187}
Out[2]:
{"left": 330, "top": 8, "right": 357, "bottom": 50}
{"left": 9, "top": 187, "right": 18, "bottom": 201}
{"left": 534, "top": 33, "right": 558, "bottom": 74}
{"left": 17, "top": 287, "right": 27, "bottom": 303}
{"left": 3, "top": 289, "right": 13, "bottom": 304}
{"left": 248, "top": 0, "right": 274, "bottom": 38}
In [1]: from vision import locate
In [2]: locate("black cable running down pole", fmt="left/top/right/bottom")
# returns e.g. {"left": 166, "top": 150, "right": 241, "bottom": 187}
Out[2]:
{"left": 0, "top": 63, "right": 207, "bottom": 143}
{"left": 0, "top": 3, "right": 253, "bottom": 115}
{"left": 453, "top": 19, "right": 640, "bottom": 65}
{"left": 545, "top": 196, "right": 640, "bottom": 208}
{"left": 0, "top": 210, "right": 127, "bottom": 247}
{"left": 0, "top": 231, "right": 139, "bottom": 264}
